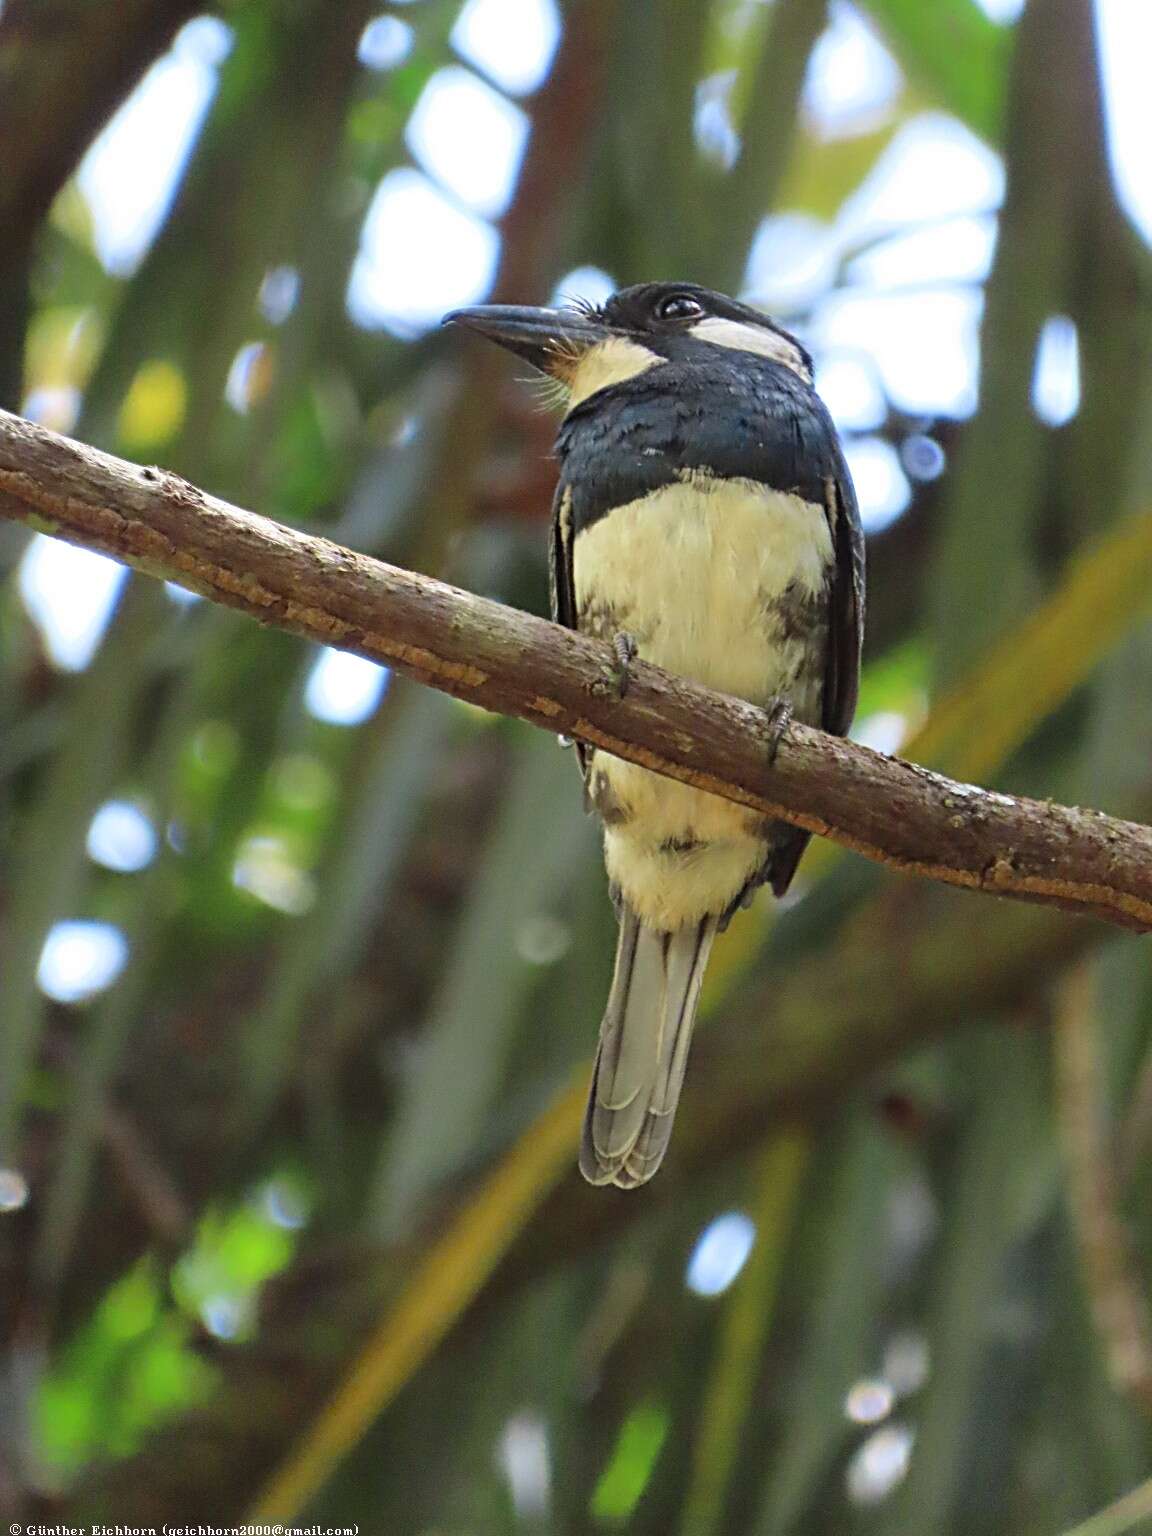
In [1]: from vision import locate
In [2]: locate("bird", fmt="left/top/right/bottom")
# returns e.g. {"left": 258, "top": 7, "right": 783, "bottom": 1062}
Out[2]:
{"left": 446, "top": 282, "right": 863, "bottom": 1188}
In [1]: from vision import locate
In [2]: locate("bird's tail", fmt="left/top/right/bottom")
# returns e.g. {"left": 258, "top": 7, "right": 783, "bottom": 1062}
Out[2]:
{"left": 580, "top": 906, "right": 719, "bottom": 1188}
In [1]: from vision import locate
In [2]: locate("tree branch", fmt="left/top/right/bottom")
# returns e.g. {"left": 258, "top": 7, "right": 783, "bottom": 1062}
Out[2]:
{"left": 2, "top": 405, "right": 1151, "bottom": 932}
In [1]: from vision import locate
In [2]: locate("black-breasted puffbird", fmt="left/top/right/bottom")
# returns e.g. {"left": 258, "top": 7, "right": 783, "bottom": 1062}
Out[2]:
{"left": 446, "top": 282, "right": 864, "bottom": 1188}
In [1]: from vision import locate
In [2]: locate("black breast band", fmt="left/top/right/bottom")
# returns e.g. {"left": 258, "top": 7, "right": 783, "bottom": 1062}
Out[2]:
{"left": 555, "top": 356, "right": 840, "bottom": 535}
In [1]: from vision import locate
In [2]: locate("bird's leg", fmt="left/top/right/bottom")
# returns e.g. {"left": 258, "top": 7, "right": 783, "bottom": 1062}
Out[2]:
{"left": 764, "top": 695, "right": 793, "bottom": 766}
{"left": 610, "top": 631, "right": 638, "bottom": 697}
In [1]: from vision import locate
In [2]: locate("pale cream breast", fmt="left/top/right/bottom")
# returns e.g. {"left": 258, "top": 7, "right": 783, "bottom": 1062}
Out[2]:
{"left": 575, "top": 475, "right": 832, "bottom": 927}
{"left": 574, "top": 475, "right": 832, "bottom": 703}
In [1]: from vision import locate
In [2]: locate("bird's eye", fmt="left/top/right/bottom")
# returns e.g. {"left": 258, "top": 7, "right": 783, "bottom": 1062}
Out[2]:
{"left": 655, "top": 293, "right": 704, "bottom": 322}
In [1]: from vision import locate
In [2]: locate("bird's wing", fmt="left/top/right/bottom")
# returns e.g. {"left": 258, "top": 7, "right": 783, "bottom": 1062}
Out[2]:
{"left": 822, "top": 447, "right": 865, "bottom": 737}
{"left": 752, "top": 386, "right": 864, "bottom": 898}
{"left": 549, "top": 481, "right": 577, "bottom": 631}
{"left": 720, "top": 375, "right": 863, "bottom": 738}
{"left": 550, "top": 481, "right": 593, "bottom": 780}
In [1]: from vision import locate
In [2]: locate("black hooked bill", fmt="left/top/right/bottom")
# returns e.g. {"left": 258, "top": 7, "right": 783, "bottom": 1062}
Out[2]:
{"left": 444, "top": 304, "right": 611, "bottom": 377}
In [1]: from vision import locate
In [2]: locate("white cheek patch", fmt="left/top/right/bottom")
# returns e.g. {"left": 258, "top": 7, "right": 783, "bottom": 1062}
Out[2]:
{"left": 689, "top": 316, "right": 811, "bottom": 380}
{"left": 565, "top": 337, "right": 665, "bottom": 407}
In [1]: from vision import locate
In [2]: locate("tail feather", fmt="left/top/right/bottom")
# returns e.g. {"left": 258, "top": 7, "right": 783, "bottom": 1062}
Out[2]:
{"left": 580, "top": 908, "right": 718, "bottom": 1188}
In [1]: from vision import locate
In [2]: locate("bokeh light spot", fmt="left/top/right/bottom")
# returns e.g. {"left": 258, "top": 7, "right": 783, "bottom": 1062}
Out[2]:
{"left": 21, "top": 387, "right": 81, "bottom": 434}
{"left": 883, "top": 1330, "right": 931, "bottom": 1396}
{"left": 406, "top": 66, "right": 529, "bottom": 220}
{"left": 515, "top": 914, "right": 572, "bottom": 966}
{"left": 87, "top": 801, "right": 158, "bottom": 873}
{"left": 0, "top": 1170, "right": 30, "bottom": 1213}
{"left": 551, "top": 265, "right": 616, "bottom": 310}
{"left": 305, "top": 648, "right": 390, "bottom": 725}
{"left": 846, "top": 1423, "right": 914, "bottom": 1504}
{"left": 232, "top": 836, "right": 316, "bottom": 916}
{"left": 805, "top": 2, "right": 903, "bottom": 138}
{"left": 901, "top": 434, "right": 946, "bottom": 481}
{"left": 1096, "top": 0, "right": 1152, "bottom": 244}
{"left": 852, "top": 711, "right": 908, "bottom": 756}
{"left": 19, "top": 536, "right": 126, "bottom": 672}
{"left": 497, "top": 1411, "right": 551, "bottom": 1519}
{"left": 843, "top": 437, "right": 910, "bottom": 531}
{"left": 358, "top": 14, "right": 413, "bottom": 70}
{"left": 815, "top": 354, "right": 886, "bottom": 431}
{"left": 38, "top": 921, "right": 129, "bottom": 1004}
{"left": 452, "top": 0, "right": 561, "bottom": 95}
{"left": 845, "top": 1377, "right": 895, "bottom": 1425}
{"left": 348, "top": 169, "right": 500, "bottom": 334}
{"left": 258, "top": 265, "right": 300, "bottom": 325}
{"left": 1032, "top": 314, "right": 1080, "bottom": 427}
{"left": 78, "top": 18, "right": 230, "bottom": 274}
{"left": 686, "top": 1211, "right": 756, "bottom": 1297}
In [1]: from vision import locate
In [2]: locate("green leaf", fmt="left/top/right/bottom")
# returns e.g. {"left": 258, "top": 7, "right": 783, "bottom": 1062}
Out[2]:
{"left": 592, "top": 1402, "right": 672, "bottom": 1523}
{"left": 37, "top": 1262, "right": 213, "bottom": 1473}
{"left": 861, "top": 0, "right": 1012, "bottom": 143}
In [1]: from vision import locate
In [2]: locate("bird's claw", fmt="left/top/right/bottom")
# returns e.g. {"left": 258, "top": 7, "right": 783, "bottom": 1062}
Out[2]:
{"left": 610, "top": 631, "right": 638, "bottom": 697}
{"left": 765, "top": 696, "right": 793, "bottom": 766}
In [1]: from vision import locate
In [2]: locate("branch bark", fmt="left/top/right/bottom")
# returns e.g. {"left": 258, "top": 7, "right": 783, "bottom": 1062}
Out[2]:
{"left": 2, "top": 406, "right": 1151, "bottom": 932}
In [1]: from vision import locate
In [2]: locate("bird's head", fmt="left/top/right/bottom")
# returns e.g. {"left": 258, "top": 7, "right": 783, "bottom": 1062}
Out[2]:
{"left": 444, "top": 282, "right": 813, "bottom": 408}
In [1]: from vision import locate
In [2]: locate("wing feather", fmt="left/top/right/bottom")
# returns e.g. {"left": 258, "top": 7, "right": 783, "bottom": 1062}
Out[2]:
{"left": 822, "top": 450, "right": 865, "bottom": 737}
{"left": 550, "top": 482, "right": 593, "bottom": 780}
{"left": 549, "top": 483, "right": 576, "bottom": 630}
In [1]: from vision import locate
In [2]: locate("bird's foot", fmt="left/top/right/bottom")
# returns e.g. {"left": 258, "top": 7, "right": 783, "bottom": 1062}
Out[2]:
{"left": 607, "top": 631, "right": 638, "bottom": 697}
{"left": 765, "top": 696, "right": 793, "bottom": 767}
